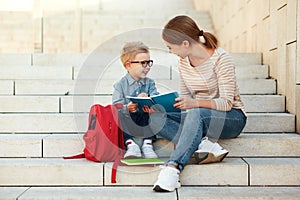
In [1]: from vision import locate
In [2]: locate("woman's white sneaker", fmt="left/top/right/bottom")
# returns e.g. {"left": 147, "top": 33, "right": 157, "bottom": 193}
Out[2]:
{"left": 194, "top": 137, "right": 229, "bottom": 164}
{"left": 153, "top": 166, "right": 181, "bottom": 192}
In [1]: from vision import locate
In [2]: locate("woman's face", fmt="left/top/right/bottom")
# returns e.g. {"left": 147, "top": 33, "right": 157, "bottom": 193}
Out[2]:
{"left": 164, "top": 40, "right": 189, "bottom": 59}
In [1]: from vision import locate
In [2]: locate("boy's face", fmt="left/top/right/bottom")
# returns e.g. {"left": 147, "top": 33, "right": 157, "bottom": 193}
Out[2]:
{"left": 126, "top": 52, "right": 152, "bottom": 81}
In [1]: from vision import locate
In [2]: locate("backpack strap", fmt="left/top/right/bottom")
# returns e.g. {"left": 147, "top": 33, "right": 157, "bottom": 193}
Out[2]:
{"left": 111, "top": 154, "right": 122, "bottom": 183}
{"left": 63, "top": 153, "right": 85, "bottom": 159}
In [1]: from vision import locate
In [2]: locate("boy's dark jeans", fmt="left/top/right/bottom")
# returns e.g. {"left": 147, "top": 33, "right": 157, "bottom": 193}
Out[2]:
{"left": 118, "top": 110, "right": 156, "bottom": 144}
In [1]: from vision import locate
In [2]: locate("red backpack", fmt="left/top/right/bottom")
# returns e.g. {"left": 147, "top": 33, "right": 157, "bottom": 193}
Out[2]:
{"left": 64, "top": 104, "right": 124, "bottom": 183}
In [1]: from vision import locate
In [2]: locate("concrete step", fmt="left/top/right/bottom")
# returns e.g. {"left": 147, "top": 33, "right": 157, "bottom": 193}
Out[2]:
{"left": 60, "top": 94, "right": 285, "bottom": 113}
{"left": 13, "top": 78, "right": 276, "bottom": 95}
{"left": 0, "top": 52, "right": 260, "bottom": 67}
{"left": 0, "top": 66, "right": 73, "bottom": 80}
{"left": 73, "top": 64, "right": 270, "bottom": 80}
{"left": 0, "top": 157, "right": 300, "bottom": 186}
{"left": 99, "top": 0, "right": 195, "bottom": 12}
{"left": 0, "top": 96, "right": 60, "bottom": 113}
{"left": 1, "top": 133, "right": 299, "bottom": 158}
{"left": 0, "top": 113, "right": 294, "bottom": 133}
{"left": 0, "top": 80, "right": 13, "bottom": 95}
{"left": 0, "top": 64, "right": 269, "bottom": 81}
{"left": 0, "top": 158, "right": 103, "bottom": 186}
{"left": 0, "top": 53, "right": 32, "bottom": 66}
{"left": 0, "top": 94, "right": 284, "bottom": 113}
{"left": 1, "top": 186, "right": 300, "bottom": 200}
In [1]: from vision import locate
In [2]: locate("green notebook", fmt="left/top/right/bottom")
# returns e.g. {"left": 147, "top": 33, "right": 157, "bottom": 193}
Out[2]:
{"left": 121, "top": 158, "right": 165, "bottom": 166}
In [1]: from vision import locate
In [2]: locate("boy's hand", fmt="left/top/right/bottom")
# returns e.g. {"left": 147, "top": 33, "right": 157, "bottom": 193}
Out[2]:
{"left": 142, "top": 106, "right": 158, "bottom": 113}
{"left": 127, "top": 102, "right": 138, "bottom": 113}
{"left": 138, "top": 93, "right": 148, "bottom": 97}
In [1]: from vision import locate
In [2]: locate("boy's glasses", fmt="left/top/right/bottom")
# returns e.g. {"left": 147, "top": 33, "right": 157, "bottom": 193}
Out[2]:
{"left": 130, "top": 60, "right": 153, "bottom": 68}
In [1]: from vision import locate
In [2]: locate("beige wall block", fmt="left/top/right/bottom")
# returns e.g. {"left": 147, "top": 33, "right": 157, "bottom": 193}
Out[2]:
{"left": 0, "top": 11, "right": 34, "bottom": 53}
{"left": 286, "top": 42, "right": 297, "bottom": 114}
{"left": 277, "top": 6, "right": 287, "bottom": 46}
{"left": 269, "top": 9, "right": 278, "bottom": 50}
{"left": 297, "top": 0, "right": 300, "bottom": 84}
{"left": 286, "top": 0, "right": 297, "bottom": 43}
{"left": 269, "top": 49, "right": 278, "bottom": 80}
{"left": 270, "top": 0, "right": 287, "bottom": 11}
{"left": 296, "top": 85, "right": 300, "bottom": 133}
{"left": 43, "top": 11, "right": 80, "bottom": 53}
{"left": 259, "top": 0, "right": 270, "bottom": 20}
{"left": 276, "top": 45, "right": 287, "bottom": 95}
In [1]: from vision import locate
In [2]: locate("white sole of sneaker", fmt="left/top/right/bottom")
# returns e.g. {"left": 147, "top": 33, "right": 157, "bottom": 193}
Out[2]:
{"left": 194, "top": 151, "right": 229, "bottom": 164}
{"left": 153, "top": 183, "right": 181, "bottom": 192}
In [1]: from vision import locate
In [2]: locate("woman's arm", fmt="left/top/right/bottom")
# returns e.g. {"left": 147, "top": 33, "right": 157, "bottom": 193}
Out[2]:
{"left": 174, "top": 52, "right": 236, "bottom": 111}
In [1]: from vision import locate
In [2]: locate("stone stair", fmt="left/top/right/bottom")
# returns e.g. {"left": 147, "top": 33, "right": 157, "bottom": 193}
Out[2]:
{"left": 0, "top": 1, "right": 299, "bottom": 199}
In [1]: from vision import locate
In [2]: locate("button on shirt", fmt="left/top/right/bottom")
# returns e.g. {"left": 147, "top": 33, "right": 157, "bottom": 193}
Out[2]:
{"left": 112, "top": 73, "right": 159, "bottom": 110}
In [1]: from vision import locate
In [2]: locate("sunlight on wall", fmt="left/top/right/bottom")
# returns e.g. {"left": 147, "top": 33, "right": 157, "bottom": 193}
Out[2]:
{"left": 0, "top": 0, "right": 33, "bottom": 11}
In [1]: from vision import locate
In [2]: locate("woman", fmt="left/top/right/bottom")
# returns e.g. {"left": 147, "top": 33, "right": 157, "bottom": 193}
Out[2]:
{"left": 151, "top": 15, "right": 247, "bottom": 192}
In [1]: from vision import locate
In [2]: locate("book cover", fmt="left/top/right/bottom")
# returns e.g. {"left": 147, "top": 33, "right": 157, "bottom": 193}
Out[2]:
{"left": 126, "top": 91, "right": 180, "bottom": 112}
{"left": 121, "top": 158, "right": 165, "bottom": 166}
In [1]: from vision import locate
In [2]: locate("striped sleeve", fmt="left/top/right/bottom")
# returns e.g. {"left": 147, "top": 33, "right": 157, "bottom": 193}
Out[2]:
{"left": 178, "top": 67, "right": 192, "bottom": 97}
{"left": 213, "top": 52, "right": 236, "bottom": 111}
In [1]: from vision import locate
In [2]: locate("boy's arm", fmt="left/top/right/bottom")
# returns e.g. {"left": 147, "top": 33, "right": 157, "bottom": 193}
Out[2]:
{"left": 112, "top": 83, "right": 129, "bottom": 113}
{"left": 148, "top": 79, "right": 159, "bottom": 96}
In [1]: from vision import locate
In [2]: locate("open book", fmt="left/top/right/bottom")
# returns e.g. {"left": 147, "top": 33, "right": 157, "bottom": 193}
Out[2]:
{"left": 121, "top": 158, "right": 165, "bottom": 166}
{"left": 126, "top": 91, "right": 180, "bottom": 112}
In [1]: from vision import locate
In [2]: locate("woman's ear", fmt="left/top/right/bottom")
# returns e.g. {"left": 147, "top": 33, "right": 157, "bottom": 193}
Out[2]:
{"left": 182, "top": 40, "right": 190, "bottom": 48}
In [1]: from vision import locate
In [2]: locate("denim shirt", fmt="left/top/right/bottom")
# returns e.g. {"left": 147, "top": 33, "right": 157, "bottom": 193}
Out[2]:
{"left": 112, "top": 73, "right": 159, "bottom": 111}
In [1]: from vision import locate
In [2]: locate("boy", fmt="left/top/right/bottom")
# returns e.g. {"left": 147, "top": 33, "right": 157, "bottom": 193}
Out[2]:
{"left": 112, "top": 41, "right": 158, "bottom": 159}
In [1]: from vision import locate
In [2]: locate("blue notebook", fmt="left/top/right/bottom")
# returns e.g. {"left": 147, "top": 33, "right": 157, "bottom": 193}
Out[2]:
{"left": 126, "top": 91, "right": 180, "bottom": 112}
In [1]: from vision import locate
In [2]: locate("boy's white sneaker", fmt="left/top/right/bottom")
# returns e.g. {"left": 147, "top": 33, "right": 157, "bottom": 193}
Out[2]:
{"left": 142, "top": 144, "right": 158, "bottom": 158}
{"left": 153, "top": 166, "right": 181, "bottom": 192}
{"left": 124, "top": 141, "right": 142, "bottom": 159}
{"left": 194, "top": 136, "right": 229, "bottom": 164}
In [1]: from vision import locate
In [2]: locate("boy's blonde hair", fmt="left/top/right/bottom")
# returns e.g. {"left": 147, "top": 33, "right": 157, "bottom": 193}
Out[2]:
{"left": 120, "top": 41, "right": 149, "bottom": 67}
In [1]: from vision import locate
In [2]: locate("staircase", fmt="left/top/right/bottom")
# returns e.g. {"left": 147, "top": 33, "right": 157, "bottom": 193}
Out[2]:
{"left": 0, "top": 0, "right": 299, "bottom": 199}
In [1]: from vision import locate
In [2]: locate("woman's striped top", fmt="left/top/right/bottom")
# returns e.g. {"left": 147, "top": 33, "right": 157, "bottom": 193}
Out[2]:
{"left": 178, "top": 47, "right": 246, "bottom": 115}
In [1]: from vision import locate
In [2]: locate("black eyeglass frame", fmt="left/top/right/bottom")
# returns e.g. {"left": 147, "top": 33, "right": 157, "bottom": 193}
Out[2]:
{"left": 130, "top": 60, "right": 153, "bottom": 68}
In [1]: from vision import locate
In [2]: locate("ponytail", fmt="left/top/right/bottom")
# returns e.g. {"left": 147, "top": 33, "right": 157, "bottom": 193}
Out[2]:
{"left": 163, "top": 15, "right": 219, "bottom": 49}
{"left": 202, "top": 32, "right": 218, "bottom": 49}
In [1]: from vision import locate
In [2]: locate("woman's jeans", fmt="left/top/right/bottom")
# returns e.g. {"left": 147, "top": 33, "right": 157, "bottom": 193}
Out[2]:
{"left": 150, "top": 108, "right": 247, "bottom": 171}
{"left": 118, "top": 110, "right": 156, "bottom": 144}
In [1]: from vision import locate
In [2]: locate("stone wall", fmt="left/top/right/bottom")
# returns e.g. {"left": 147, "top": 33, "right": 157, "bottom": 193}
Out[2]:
{"left": 194, "top": 0, "right": 300, "bottom": 133}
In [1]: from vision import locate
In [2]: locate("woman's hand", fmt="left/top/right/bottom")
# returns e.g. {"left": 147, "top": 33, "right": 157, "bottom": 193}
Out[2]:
{"left": 127, "top": 102, "right": 138, "bottom": 113}
{"left": 174, "top": 97, "right": 199, "bottom": 110}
